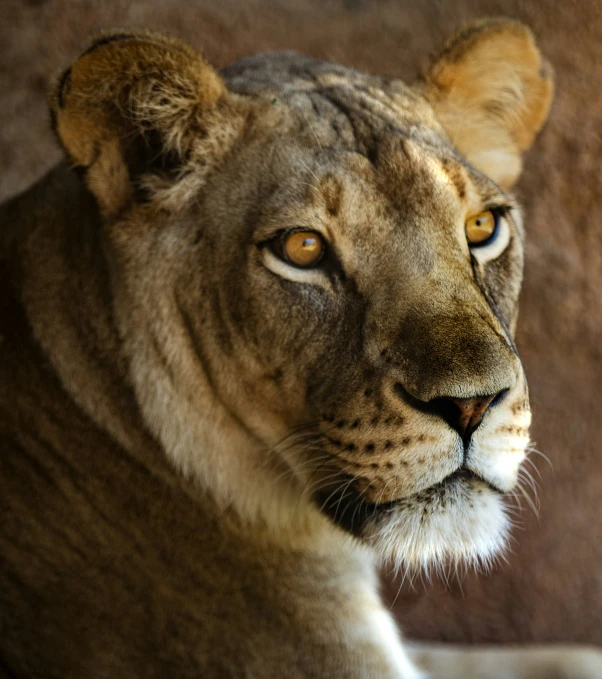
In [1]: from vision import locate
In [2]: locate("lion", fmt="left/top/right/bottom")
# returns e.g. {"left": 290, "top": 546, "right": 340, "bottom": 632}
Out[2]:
{"left": 0, "top": 18, "right": 600, "bottom": 678}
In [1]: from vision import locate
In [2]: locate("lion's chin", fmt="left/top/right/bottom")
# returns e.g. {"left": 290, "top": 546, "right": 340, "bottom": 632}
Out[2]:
{"left": 360, "top": 477, "right": 511, "bottom": 573}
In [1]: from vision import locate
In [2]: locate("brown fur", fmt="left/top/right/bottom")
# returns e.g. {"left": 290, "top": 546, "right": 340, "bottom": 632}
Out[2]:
{"left": 1, "top": 5, "right": 600, "bottom": 679}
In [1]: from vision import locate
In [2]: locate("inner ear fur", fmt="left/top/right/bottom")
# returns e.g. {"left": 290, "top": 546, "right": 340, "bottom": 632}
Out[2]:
{"left": 50, "top": 31, "right": 233, "bottom": 216}
{"left": 422, "top": 19, "right": 554, "bottom": 189}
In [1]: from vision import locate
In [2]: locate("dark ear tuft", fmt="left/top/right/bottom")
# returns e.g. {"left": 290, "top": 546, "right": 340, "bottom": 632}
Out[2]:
{"left": 56, "top": 67, "right": 72, "bottom": 109}
{"left": 50, "top": 30, "right": 233, "bottom": 216}
{"left": 79, "top": 32, "right": 139, "bottom": 58}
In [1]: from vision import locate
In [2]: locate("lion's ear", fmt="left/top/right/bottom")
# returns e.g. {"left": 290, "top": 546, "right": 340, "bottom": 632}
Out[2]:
{"left": 422, "top": 19, "right": 554, "bottom": 189}
{"left": 50, "top": 31, "right": 232, "bottom": 216}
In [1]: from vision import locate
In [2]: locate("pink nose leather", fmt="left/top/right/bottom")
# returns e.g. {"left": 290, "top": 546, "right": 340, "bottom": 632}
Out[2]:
{"left": 450, "top": 395, "right": 497, "bottom": 437}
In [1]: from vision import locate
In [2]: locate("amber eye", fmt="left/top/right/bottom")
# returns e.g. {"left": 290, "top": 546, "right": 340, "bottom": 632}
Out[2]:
{"left": 281, "top": 231, "right": 326, "bottom": 268}
{"left": 465, "top": 210, "right": 498, "bottom": 246}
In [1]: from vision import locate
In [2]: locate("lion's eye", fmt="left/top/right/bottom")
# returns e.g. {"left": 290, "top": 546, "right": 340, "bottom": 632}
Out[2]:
{"left": 465, "top": 210, "right": 498, "bottom": 246}
{"left": 280, "top": 231, "right": 325, "bottom": 268}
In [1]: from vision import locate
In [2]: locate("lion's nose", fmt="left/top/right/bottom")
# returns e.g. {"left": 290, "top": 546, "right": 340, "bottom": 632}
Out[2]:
{"left": 393, "top": 383, "right": 508, "bottom": 442}
{"left": 434, "top": 393, "right": 504, "bottom": 440}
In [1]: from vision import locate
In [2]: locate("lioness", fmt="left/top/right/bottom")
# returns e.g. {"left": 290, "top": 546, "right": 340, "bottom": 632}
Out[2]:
{"left": 1, "top": 18, "right": 600, "bottom": 678}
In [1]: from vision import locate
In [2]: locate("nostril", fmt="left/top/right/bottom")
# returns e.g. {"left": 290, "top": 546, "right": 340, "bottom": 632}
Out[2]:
{"left": 428, "top": 398, "right": 467, "bottom": 435}
{"left": 393, "top": 382, "right": 432, "bottom": 415}
{"left": 489, "top": 389, "right": 509, "bottom": 409}
{"left": 394, "top": 382, "right": 506, "bottom": 442}
{"left": 444, "top": 393, "right": 500, "bottom": 441}
{"left": 394, "top": 383, "right": 506, "bottom": 442}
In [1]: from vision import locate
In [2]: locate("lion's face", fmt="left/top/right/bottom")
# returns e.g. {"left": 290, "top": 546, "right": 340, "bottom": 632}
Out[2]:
{"left": 187, "top": 87, "right": 530, "bottom": 569}
{"left": 51, "top": 24, "right": 552, "bottom": 569}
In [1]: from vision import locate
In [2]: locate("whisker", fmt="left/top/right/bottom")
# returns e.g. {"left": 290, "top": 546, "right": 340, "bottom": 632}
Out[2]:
{"left": 267, "top": 422, "right": 321, "bottom": 456}
{"left": 518, "top": 466, "right": 540, "bottom": 494}
{"left": 522, "top": 456, "right": 542, "bottom": 480}
{"left": 332, "top": 476, "right": 358, "bottom": 523}
{"left": 525, "top": 444, "right": 553, "bottom": 470}
{"left": 516, "top": 479, "right": 540, "bottom": 518}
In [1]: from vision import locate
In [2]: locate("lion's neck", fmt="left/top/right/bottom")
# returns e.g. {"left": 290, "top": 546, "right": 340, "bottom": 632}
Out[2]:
{"left": 115, "top": 282, "right": 335, "bottom": 548}
{"left": 15, "top": 166, "right": 146, "bottom": 455}
{"left": 7, "top": 167, "right": 424, "bottom": 676}
{"left": 13, "top": 165, "right": 345, "bottom": 554}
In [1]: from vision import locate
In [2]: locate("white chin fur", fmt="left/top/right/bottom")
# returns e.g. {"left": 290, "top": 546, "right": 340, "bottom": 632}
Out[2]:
{"left": 363, "top": 478, "right": 511, "bottom": 574}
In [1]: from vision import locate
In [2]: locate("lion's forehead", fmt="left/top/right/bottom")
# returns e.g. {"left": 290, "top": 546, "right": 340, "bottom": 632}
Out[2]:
{"left": 222, "top": 51, "right": 445, "bottom": 153}
{"left": 221, "top": 52, "right": 504, "bottom": 242}
{"left": 218, "top": 52, "right": 521, "bottom": 333}
{"left": 222, "top": 50, "right": 375, "bottom": 95}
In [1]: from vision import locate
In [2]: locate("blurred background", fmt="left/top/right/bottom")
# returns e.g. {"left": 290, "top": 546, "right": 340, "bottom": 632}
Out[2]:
{"left": 1, "top": 0, "right": 600, "bottom": 645}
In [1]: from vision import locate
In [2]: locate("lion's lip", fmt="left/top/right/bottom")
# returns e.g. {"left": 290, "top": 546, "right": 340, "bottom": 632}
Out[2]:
{"left": 314, "top": 466, "right": 503, "bottom": 535}
{"left": 380, "top": 466, "right": 504, "bottom": 506}
{"left": 446, "top": 468, "right": 479, "bottom": 483}
{"left": 442, "top": 467, "right": 503, "bottom": 493}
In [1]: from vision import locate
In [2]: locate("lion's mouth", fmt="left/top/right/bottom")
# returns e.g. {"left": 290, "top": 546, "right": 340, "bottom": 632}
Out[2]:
{"left": 314, "top": 483, "right": 398, "bottom": 537}
{"left": 446, "top": 467, "right": 507, "bottom": 497}
{"left": 442, "top": 467, "right": 501, "bottom": 492}
{"left": 314, "top": 466, "right": 501, "bottom": 536}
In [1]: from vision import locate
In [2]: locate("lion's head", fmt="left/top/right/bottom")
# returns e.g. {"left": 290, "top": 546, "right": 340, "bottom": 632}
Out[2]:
{"left": 49, "top": 21, "right": 552, "bottom": 571}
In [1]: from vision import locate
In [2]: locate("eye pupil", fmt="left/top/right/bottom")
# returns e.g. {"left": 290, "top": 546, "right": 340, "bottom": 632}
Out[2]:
{"left": 282, "top": 230, "right": 325, "bottom": 267}
{"left": 465, "top": 210, "right": 498, "bottom": 246}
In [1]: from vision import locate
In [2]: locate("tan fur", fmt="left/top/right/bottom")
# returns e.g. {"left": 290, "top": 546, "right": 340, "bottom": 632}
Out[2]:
{"left": 1, "top": 20, "right": 600, "bottom": 679}
{"left": 422, "top": 19, "right": 554, "bottom": 188}
{"left": 52, "top": 31, "right": 231, "bottom": 216}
